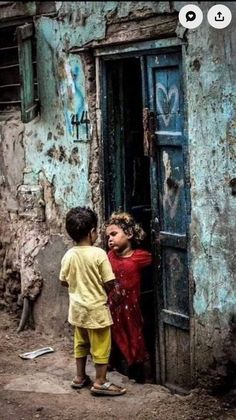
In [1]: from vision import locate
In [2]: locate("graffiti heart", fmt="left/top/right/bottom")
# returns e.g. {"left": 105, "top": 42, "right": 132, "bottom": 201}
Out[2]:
{"left": 156, "top": 83, "right": 179, "bottom": 127}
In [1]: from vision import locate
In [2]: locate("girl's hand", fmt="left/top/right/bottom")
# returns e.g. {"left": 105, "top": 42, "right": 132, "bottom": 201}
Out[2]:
{"left": 109, "top": 283, "right": 123, "bottom": 306}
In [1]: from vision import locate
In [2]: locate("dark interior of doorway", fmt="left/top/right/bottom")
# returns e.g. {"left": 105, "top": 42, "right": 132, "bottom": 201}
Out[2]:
{"left": 104, "top": 57, "right": 156, "bottom": 383}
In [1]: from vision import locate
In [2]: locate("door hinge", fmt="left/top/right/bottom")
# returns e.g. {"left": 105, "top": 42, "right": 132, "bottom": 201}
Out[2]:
{"left": 143, "top": 107, "right": 156, "bottom": 157}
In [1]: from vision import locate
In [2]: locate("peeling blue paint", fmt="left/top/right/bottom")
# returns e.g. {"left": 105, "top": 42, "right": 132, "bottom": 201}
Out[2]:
{"left": 187, "top": 2, "right": 236, "bottom": 324}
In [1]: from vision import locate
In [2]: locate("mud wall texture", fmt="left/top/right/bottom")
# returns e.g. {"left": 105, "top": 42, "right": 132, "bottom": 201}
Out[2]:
{"left": 0, "top": 1, "right": 235, "bottom": 388}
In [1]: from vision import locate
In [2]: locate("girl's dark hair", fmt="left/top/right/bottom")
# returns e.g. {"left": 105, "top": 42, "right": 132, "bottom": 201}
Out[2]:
{"left": 104, "top": 211, "right": 146, "bottom": 245}
{"left": 65, "top": 206, "right": 98, "bottom": 242}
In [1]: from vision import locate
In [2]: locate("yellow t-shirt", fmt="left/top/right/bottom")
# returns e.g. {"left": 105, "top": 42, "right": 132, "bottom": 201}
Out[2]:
{"left": 59, "top": 246, "right": 115, "bottom": 329}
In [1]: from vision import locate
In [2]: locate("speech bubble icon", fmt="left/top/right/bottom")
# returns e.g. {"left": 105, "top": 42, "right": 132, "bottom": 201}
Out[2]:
{"left": 179, "top": 5, "right": 203, "bottom": 29}
{"left": 186, "top": 11, "right": 196, "bottom": 22}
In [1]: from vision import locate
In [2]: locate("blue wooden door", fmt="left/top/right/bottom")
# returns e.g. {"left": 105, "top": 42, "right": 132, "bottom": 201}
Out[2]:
{"left": 145, "top": 51, "right": 191, "bottom": 392}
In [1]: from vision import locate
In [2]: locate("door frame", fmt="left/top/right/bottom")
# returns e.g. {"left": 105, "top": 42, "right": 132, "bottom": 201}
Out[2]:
{"left": 95, "top": 37, "right": 194, "bottom": 388}
{"left": 95, "top": 37, "right": 185, "bottom": 218}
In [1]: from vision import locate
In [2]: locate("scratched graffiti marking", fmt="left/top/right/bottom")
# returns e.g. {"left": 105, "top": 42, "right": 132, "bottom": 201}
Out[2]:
{"left": 70, "top": 65, "right": 90, "bottom": 141}
{"left": 156, "top": 83, "right": 179, "bottom": 127}
{"left": 72, "top": 65, "right": 85, "bottom": 116}
{"left": 162, "top": 151, "right": 184, "bottom": 219}
{"left": 169, "top": 253, "right": 183, "bottom": 281}
{"left": 71, "top": 111, "right": 90, "bottom": 141}
{"left": 58, "top": 58, "right": 90, "bottom": 140}
{"left": 167, "top": 253, "right": 183, "bottom": 306}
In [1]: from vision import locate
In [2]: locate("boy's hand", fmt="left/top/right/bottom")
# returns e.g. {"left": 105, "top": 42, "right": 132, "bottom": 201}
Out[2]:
{"left": 104, "top": 279, "right": 115, "bottom": 294}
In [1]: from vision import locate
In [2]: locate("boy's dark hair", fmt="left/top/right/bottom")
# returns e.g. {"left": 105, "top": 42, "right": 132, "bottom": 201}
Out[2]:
{"left": 65, "top": 206, "right": 98, "bottom": 242}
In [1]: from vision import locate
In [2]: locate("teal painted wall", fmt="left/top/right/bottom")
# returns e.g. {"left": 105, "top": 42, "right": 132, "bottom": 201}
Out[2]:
{"left": 184, "top": 1, "right": 236, "bottom": 385}
{"left": 24, "top": 19, "right": 91, "bottom": 212}
{"left": 23, "top": 1, "right": 172, "bottom": 214}
{"left": 185, "top": 3, "right": 236, "bottom": 315}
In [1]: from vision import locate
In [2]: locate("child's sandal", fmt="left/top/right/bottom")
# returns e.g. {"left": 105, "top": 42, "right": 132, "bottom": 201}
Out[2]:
{"left": 71, "top": 375, "right": 91, "bottom": 389}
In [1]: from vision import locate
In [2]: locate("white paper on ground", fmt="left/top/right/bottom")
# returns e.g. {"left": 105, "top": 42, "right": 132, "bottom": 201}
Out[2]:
{"left": 19, "top": 347, "right": 54, "bottom": 359}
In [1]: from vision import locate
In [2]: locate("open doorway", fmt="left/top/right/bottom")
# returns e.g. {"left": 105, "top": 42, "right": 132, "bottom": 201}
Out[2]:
{"left": 102, "top": 57, "right": 156, "bottom": 382}
{"left": 101, "top": 46, "right": 191, "bottom": 392}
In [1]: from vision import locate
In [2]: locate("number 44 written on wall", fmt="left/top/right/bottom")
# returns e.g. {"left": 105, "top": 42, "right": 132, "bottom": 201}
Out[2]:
{"left": 71, "top": 111, "right": 90, "bottom": 142}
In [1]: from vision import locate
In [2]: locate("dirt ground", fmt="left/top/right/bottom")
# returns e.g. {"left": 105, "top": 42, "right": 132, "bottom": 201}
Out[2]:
{"left": 0, "top": 312, "right": 236, "bottom": 420}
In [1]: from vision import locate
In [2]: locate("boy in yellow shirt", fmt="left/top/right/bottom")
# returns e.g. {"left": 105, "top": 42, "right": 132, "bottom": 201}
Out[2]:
{"left": 59, "top": 206, "right": 126, "bottom": 396}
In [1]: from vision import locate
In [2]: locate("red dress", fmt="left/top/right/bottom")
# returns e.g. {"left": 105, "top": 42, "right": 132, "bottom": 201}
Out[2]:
{"left": 108, "top": 249, "right": 152, "bottom": 365}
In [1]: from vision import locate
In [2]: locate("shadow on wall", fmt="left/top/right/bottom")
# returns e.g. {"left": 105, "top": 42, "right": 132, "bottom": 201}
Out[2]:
{"left": 33, "top": 234, "right": 72, "bottom": 337}
{"left": 195, "top": 311, "right": 236, "bottom": 394}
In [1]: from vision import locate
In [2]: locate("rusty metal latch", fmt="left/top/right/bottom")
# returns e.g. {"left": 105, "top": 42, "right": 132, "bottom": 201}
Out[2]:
{"left": 143, "top": 107, "right": 156, "bottom": 157}
{"left": 151, "top": 216, "right": 160, "bottom": 246}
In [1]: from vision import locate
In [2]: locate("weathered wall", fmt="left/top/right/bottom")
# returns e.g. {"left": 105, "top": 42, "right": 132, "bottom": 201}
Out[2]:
{"left": 184, "top": 1, "right": 236, "bottom": 389}
{"left": 0, "top": 1, "right": 177, "bottom": 322}
{"left": 0, "top": 115, "right": 25, "bottom": 312}
{"left": 0, "top": 1, "right": 235, "bottom": 388}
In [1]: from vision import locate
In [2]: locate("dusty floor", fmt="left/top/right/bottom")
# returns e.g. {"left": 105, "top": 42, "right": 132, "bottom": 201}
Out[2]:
{"left": 0, "top": 312, "right": 236, "bottom": 420}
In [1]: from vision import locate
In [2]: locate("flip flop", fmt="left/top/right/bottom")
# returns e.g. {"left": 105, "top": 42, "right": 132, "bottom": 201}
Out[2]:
{"left": 71, "top": 375, "right": 92, "bottom": 389}
{"left": 90, "top": 381, "right": 126, "bottom": 396}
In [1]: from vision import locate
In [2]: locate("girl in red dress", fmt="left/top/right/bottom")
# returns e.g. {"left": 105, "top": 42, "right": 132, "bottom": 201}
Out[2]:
{"left": 105, "top": 212, "right": 152, "bottom": 381}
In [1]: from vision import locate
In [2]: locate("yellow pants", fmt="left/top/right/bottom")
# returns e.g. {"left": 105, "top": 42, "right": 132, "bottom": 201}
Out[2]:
{"left": 74, "top": 326, "right": 111, "bottom": 364}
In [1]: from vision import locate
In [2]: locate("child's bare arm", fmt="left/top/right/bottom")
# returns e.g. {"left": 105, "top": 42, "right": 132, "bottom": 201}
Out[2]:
{"left": 106, "top": 280, "right": 123, "bottom": 305}
{"left": 104, "top": 279, "right": 115, "bottom": 294}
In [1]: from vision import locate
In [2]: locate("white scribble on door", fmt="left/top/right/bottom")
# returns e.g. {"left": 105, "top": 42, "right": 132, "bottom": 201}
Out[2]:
{"left": 156, "top": 83, "right": 179, "bottom": 127}
{"left": 162, "top": 151, "right": 183, "bottom": 219}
